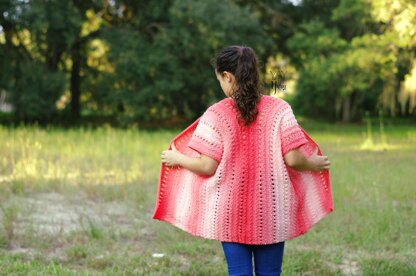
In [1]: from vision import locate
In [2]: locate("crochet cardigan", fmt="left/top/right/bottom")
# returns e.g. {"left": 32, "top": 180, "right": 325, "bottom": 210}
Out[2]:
{"left": 152, "top": 95, "right": 334, "bottom": 245}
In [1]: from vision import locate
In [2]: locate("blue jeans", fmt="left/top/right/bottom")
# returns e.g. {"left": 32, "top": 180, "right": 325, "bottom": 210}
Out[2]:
{"left": 221, "top": 241, "right": 285, "bottom": 276}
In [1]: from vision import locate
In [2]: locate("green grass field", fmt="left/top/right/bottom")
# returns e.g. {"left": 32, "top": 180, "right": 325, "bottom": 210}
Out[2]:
{"left": 0, "top": 120, "right": 415, "bottom": 275}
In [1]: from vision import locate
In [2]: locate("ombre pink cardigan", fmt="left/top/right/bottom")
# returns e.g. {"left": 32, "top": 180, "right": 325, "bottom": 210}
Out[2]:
{"left": 153, "top": 95, "right": 334, "bottom": 245}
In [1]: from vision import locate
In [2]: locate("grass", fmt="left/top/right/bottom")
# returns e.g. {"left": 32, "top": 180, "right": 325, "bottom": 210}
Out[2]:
{"left": 0, "top": 120, "right": 415, "bottom": 275}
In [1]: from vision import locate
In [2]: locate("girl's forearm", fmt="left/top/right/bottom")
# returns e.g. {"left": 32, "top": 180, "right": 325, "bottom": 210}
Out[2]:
{"left": 176, "top": 153, "right": 211, "bottom": 176}
{"left": 285, "top": 149, "right": 314, "bottom": 171}
{"left": 285, "top": 147, "right": 329, "bottom": 172}
{"left": 290, "top": 156, "right": 313, "bottom": 171}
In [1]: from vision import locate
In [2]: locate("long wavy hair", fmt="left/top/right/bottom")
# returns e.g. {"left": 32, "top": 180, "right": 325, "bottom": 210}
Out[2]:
{"left": 211, "top": 45, "right": 263, "bottom": 126}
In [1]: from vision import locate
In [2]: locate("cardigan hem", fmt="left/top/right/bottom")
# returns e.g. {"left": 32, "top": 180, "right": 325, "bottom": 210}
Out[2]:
{"left": 153, "top": 205, "right": 334, "bottom": 245}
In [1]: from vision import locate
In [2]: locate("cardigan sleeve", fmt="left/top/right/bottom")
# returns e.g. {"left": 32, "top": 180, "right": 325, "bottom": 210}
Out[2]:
{"left": 280, "top": 102, "right": 309, "bottom": 156}
{"left": 187, "top": 108, "right": 224, "bottom": 163}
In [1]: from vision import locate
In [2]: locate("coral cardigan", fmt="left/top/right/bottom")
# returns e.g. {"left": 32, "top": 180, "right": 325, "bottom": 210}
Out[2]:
{"left": 152, "top": 95, "right": 334, "bottom": 245}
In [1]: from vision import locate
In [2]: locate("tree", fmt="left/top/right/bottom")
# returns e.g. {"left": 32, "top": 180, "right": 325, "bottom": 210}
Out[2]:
{"left": 371, "top": 0, "right": 416, "bottom": 116}
{"left": 97, "top": 0, "right": 272, "bottom": 122}
{"left": 286, "top": 0, "right": 416, "bottom": 121}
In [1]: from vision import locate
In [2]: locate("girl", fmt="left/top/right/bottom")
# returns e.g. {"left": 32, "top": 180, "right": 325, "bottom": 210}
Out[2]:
{"left": 154, "top": 45, "right": 333, "bottom": 276}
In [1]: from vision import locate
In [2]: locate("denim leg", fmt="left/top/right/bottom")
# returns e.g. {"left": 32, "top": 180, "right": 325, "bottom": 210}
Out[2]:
{"left": 253, "top": 241, "right": 285, "bottom": 276}
{"left": 221, "top": 242, "right": 254, "bottom": 276}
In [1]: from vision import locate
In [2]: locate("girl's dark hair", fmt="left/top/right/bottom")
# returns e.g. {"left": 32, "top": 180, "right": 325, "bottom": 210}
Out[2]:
{"left": 211, "top": 45, "right": 263, "bottom": 126}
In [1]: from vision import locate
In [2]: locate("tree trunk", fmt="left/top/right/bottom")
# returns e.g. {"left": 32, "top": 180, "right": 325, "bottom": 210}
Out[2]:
{"left": 68, "top": 28, "right": 100, "bottom": 119}
{"left": 342, "top": 95, "right": 351, "bottom": 122}
{"left": 335, "top": 96, "right": 342, "bottom": 121}
{"left": 70, "top": 44, "right": 81, "bottom": 118}
{"left": 350, "top": 91, "right": 364, "bottom": 122}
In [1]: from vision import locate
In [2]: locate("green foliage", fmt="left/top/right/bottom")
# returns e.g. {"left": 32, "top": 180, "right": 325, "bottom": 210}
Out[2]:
{"left": 287, "top": 0, "right": 416, "bottom": 122}
{"left": 97, "top": 0, "right": 271, "bottom": 122}
{"left": 9, "top": 62, "right": 66, "bottom": 122}
{"left": 0, "top": 0, "right": 83, "bottom": 122}
{"left": 287, "top": 20, "right": 347, "bottom": 67}
{"left": 1, "top": 0, "right": 415, "bottom": 124}
{"left": 296, "top": 0, "right": 341, "bottom": 27}
{"left": 22, "top": 0, "right": 82, "bottom": 57}
{"left": 331, "top": 0, "right": 376, "bottom": 39}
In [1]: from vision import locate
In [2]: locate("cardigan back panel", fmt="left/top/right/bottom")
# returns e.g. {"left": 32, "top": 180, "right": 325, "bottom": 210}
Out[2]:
{"left": 152, "top": 95, "right": 334, "bottom": 245}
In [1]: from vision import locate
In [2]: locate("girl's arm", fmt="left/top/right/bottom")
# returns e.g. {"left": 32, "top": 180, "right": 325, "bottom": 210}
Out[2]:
{"left": 284, "top": 147, "right": 330, "bottom": 172}
{"left": 161, "top": 144, "right": 219, "bottom": 176}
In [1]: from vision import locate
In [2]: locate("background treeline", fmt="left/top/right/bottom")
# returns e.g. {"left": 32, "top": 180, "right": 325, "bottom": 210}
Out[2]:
{"left": 0, "top": 0, "right": 415, "bottom": 126}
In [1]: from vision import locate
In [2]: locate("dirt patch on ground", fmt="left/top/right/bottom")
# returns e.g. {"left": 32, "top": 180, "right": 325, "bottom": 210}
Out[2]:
{"left": 0, "top": 191, "right": 152, "bottom": 252}
{"left": 12, "top": 192, "right": 137, "bottom": 235}
{"left": 338, "top": 255, "right": 361, "bottom": 276}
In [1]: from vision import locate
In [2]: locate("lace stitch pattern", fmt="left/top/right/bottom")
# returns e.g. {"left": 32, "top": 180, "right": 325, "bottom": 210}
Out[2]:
{"left": 153, "top": 95, "right": 334, "bottom": 245}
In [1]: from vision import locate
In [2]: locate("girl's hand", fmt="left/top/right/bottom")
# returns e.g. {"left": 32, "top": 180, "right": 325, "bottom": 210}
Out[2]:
{"left": 161, "top": 143, "right": 181, "bottom": 167}
{"left": 307, "top": 147, "right": 331, "bottom": 172}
